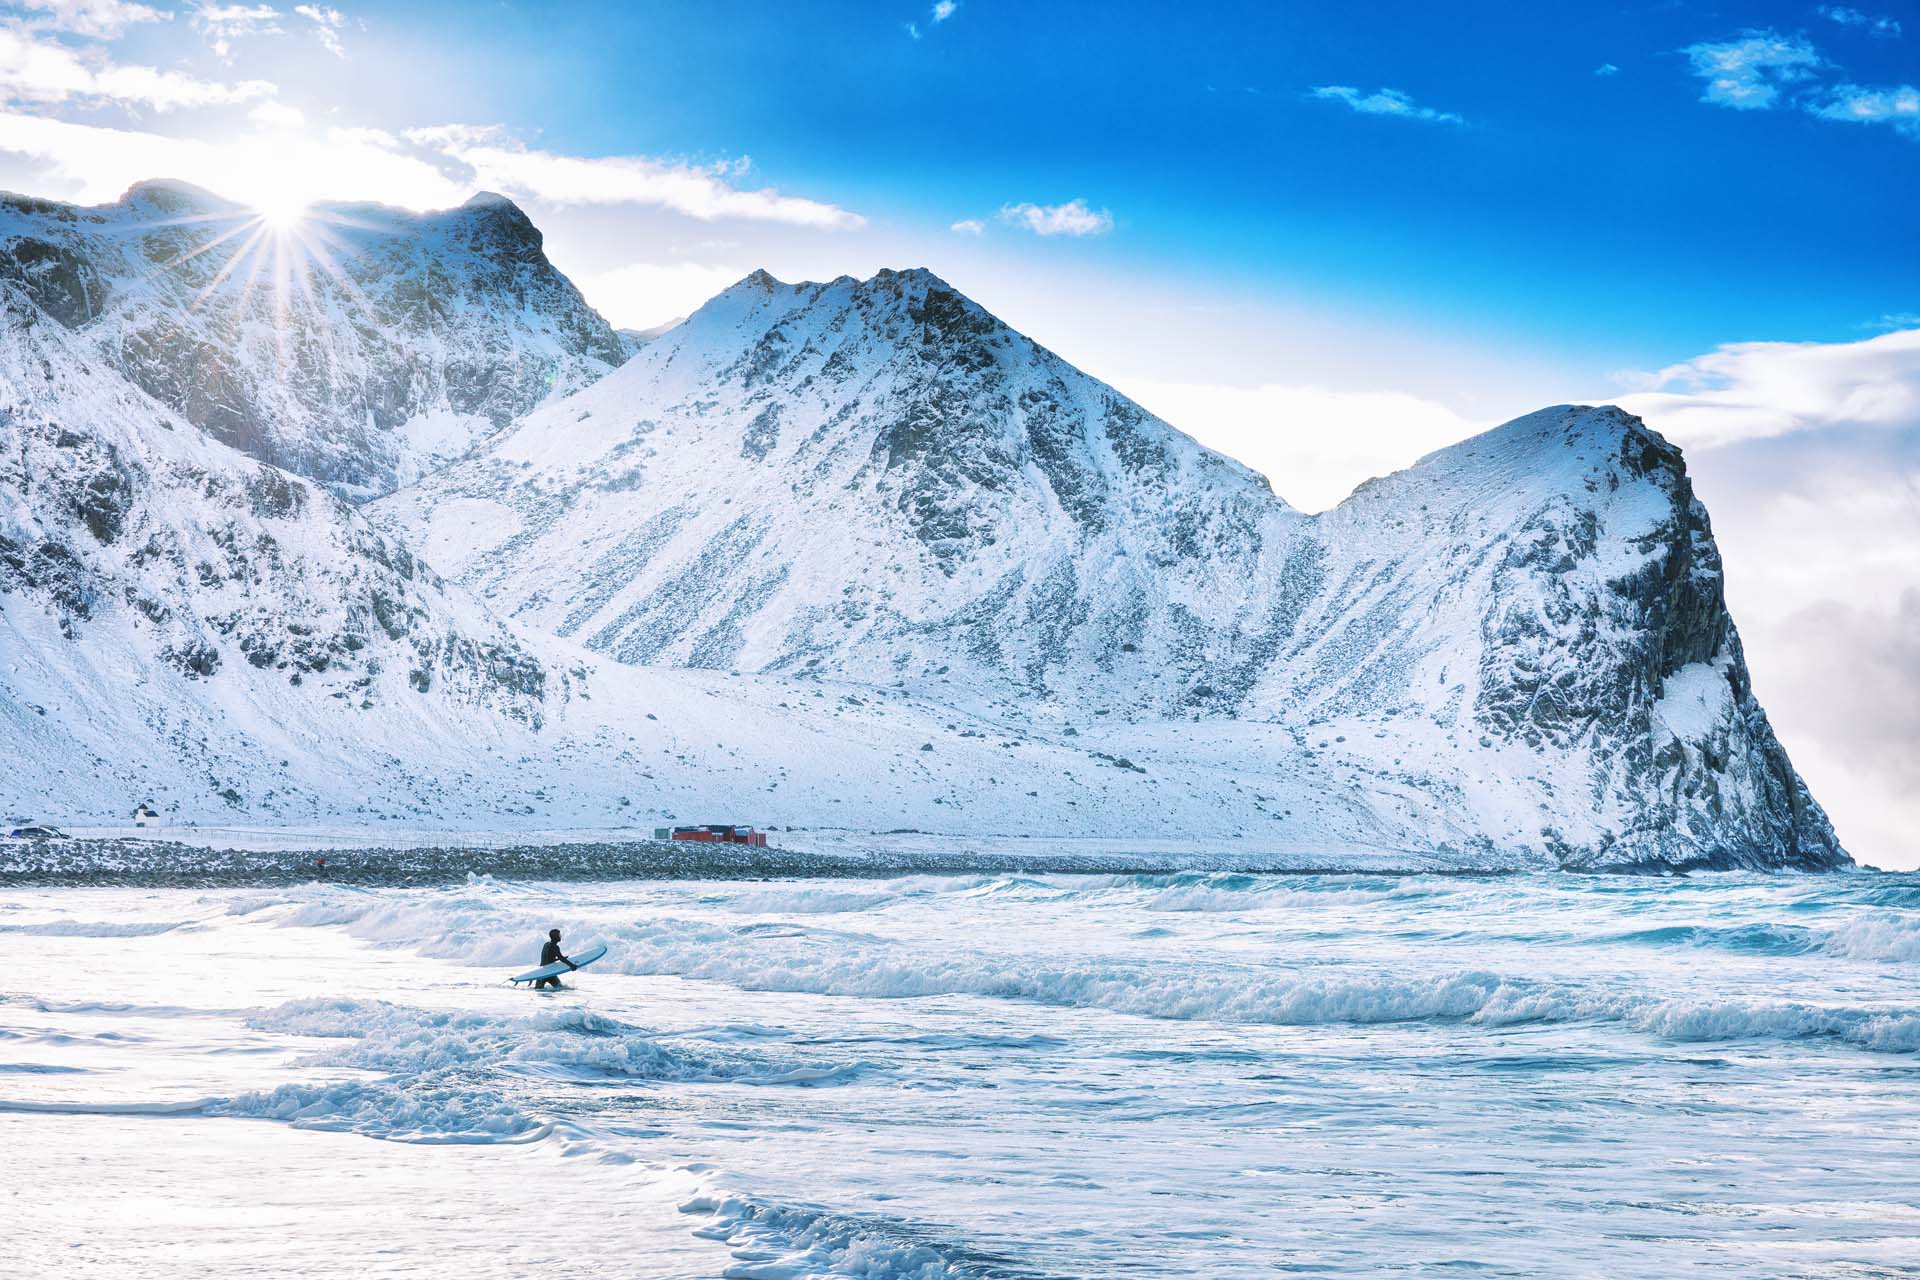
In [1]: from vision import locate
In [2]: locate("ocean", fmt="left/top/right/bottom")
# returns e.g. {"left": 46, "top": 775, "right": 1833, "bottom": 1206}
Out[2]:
{"left": 5, "top": 869, "right": 1918, "bottom": 1277}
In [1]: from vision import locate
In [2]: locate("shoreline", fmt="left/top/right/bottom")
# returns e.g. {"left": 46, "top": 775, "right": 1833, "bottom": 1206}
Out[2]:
{"left": 0, "top": 834, "right": 1491, "bottom": 887}
{"left": 0, "top": 833, "right": 1868, "bottom": 887}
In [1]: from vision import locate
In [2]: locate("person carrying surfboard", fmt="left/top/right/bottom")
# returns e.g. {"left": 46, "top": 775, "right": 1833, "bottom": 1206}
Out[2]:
{"left": 534, "top": 929, "right": 576, "bottom": 990}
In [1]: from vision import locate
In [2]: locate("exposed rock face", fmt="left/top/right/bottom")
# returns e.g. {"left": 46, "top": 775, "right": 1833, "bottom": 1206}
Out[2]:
{"left": 0, "top": 283, "right": 553, "bottom": 731}
{"left": 1294, "top": 405, "right": 1842, "bottom": 869}
{"left": 375, "top": 269, "right": 1846, "bottom": 870}
{"left": 0, "top": 182, "right": 626, "bottom": 500}
{"left": 376, "top": 268, "right": 1298, "bottom": 699}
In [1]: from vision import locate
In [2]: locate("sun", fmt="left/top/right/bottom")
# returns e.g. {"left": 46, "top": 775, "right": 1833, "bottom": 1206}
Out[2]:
{"left": 251, "top": 191, "right": 311, "bottom": 232}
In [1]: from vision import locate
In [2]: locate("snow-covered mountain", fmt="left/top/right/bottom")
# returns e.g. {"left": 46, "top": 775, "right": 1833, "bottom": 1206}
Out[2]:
{"left": 0, "top": 267, "right": 1462, "bottom": 854}
{"left": 0, "top": 182, "right": 625, "bottom": 500}
{"left": 0, "top": 178, "right": 1844, "bottom": 870}
{"left": 376, "top": 268, "right": 1843, "bottom": 869}
{"left": 377, "top": 268, "right": 1303, "bottom": 709}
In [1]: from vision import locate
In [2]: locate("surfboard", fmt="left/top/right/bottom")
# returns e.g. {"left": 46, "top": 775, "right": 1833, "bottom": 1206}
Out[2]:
{"left": 509, "top": 943, "right": 608, "bottom": 985}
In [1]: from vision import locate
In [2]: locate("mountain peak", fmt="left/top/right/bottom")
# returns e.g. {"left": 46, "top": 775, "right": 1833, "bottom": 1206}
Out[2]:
{"left": 459, "top": 189, "right": 524, "bottom": 214}
{"left": 1389, "top": 403, "right": 1687, "bottom": 501}
{"left": 450, "top": 189, "right": 542, "bottom": 252}
{"left": 865, "top": 265, "right": 945, "bottom": 289}
{"left": 0, "top": 181, "right": 625, "bottom": 499}
{"left": 714, "top": 265, "right": 955, "bottom": 305}
{"left": 114, "top": 179, "right": 238, "bottom": 216}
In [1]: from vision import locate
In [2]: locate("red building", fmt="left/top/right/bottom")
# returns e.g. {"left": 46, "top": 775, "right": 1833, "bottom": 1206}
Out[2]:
{"left": 656, "top": 824, "right": 768, "bottom": 847}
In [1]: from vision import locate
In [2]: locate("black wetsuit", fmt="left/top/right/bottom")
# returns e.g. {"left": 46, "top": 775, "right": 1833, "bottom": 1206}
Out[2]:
{"left": 535, "top": 938, "right": 572, "bottom": 989}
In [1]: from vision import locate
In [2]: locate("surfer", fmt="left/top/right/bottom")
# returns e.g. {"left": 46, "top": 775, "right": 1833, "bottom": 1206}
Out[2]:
{"left": 534, "top": 928, "right": 576, "bottom": 990}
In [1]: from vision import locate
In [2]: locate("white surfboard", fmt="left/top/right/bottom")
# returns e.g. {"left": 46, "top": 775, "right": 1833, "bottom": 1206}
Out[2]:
{"left": 509, "top": 943, "right": 608, "bottom": 985}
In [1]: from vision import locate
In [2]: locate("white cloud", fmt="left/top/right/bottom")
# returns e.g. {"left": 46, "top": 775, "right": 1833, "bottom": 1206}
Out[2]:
{"left": 1750, "top": 589, "right": 1920, "bottom": 869}
{"left": 1818, "top": 6, "right": 1902, "bottom": 38}
{"left": 1613, "top": 327, "right": 1920, "bottom": 447}
{"left": 1606, "top": 324, "right": 1920, "bottom": 867}
{"left": 15, "top": 0, "right": 171, "bottom": 38}
{"left": 949, "top": 217, "right": 984, "bottom": 235}
{"left": 0, "top": 110, "right": 467, "bottom": 210}
{"left": 1120, "top": 334, "right": 1920, "bottom": 868}
{"left": 1682, "top": 30, "right": 1821, "bottom": 110}
{"left": 1310, "top": 85, "right": 1464, "bottom": 125}
{"left": 0, "top": 26, "right": 274, "bottom": 111}
{"left": 998, "top": 198, "right": 1112, "bottom": 237}
{"left": 247, "top": 98, "right": 302, "bottom": 129}
{"left": 932, "top": 0, "right": 956, "bottom": 20}
{"left": 408, "top": 124, "right": 866, "bottom": 228}
{"left": 1681, "top": 27, "right": 1919, "bottom": 136}
{"left": 572, "top": 260, "right": 749, "bottom": 332}
{"left": 1113, "top": 378, "right": 1483, "bottom": 512}
{"left": 1807, "top": 82, "right": 1920, "bottom": 135}
{"left": 293, "top": 3, "right": 346, "bottom": 57}
{"left": 0, "top": 112, "right": 868, "bottom": 230}
{"left": 1594, "top": 62, "right": 1619, "bottom": 77}
{"left": 191, "top": 2, "right": 282, "bottom": 59}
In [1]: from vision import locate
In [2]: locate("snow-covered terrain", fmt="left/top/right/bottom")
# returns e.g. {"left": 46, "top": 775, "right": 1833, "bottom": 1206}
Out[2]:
{"left": 0, "top": 186, "right": 1845, "bottom": 870}
{"left": 0, "top": 182, "right": 625, "bottom": 499}
{"left": 374, "top": 268, "right": 1843, "bottom": 869}
{"left": 0, "top": 287, "right": 1524, "bottom": 859}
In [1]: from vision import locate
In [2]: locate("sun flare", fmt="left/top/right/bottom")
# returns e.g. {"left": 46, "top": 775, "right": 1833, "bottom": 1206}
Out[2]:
{"left": 252, "top": 194, "right": 310, "bottom": 232}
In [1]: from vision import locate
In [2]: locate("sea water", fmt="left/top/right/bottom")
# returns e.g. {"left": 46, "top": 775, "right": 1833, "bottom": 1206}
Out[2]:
{"left": 4, "top": 870, "right": 1918, "bottom": 1277}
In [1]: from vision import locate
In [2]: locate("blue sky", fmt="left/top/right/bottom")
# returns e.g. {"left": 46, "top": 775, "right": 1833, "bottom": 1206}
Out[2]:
{"left": 224, "top": 0, "right": 1920, "bottom": 362}
{"left": 12, "top": 1, "right": 1912, "bottom": 360}
{"left": 4, "top": 1, "right": 1913, "bottom": 386}
{"left": 0, "top": 0, "right": 1915, "bottom": 865}
{"left": 423, "top": 0, "right": 1912, "bottom": 364}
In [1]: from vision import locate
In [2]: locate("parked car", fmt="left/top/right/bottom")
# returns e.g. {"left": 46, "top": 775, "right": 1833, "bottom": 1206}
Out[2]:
{"left": 6, "top": 825, "right": 68, "bottom": 839}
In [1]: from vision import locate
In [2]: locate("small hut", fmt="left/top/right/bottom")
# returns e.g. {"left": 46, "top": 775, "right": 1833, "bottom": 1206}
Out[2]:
{"left": 133, "top": 802, "right": 160, "bottom": 827}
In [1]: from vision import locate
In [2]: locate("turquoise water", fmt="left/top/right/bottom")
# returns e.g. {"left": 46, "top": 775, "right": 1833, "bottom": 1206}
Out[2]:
{"left": 4, "top": 870, "right": 1918, "bottom": 1276}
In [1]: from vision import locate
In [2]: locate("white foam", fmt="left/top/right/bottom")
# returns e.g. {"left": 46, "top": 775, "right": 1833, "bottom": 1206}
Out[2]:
{"left": 0, "top": 918, "right": 188, "bottom": 937}
{"left": 1814, "top": 910, "right": 1920, "bottom": 963}
{"left": 266, "top": 889, "right": 1920, "bottom": 1052}
{"left": 210, "top": 997, "right": 870, "bottom": 1142}
{"left": 680, "top": 1191, "right": 972, "bottom": 1280}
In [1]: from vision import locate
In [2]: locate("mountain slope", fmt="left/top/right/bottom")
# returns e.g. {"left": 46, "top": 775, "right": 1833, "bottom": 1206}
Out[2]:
{"left": 0, "top": 182, "right": 625, "bottom": 500}
{"left": 0, "top": 277, "right": 565, "bottom": 816}
{"left": 376, "top": 268, "right": 1304, "bottom": 713}
{"left": 374, "top": 269, "right": 1844, "bottom": 869}
{"left": 0, "top": 271, "right": 1455, "bottom": 856}
{"left": 1274, "top": 406, "right": 1839, "bottom": 867}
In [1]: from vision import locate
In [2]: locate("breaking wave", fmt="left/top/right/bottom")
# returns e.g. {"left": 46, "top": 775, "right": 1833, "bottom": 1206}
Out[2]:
{"left": 1599, "top": 910, "right": 1920, "bottom": 963}
{"left": 1598, "top": 922, "right": 1822, "bottom": 955}
{"left": 1007, "top": 871, "right": 1474, "bottom": 914}
{"left": 1813, "top": 911, "right": 1920, "bottom": 964}
{"left": 681, "top": 1190, "right": 1030, "bottom": 1280}
{"left": 263, "top": 888, "right": 1920, "bottom": 1055}
{"left": 206, "top": 997, "right": 870, "bottom": 1142}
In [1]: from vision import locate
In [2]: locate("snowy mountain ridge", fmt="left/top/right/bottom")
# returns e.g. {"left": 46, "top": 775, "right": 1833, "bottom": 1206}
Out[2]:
{"left": 0, "top": 182, "right": 626, "bottom": 500}
{"left": 0, "top": 188, "right": 1846, "bottom": 870}
{"left": 0, "top": 269, "right": 1520, "bottom": 859}
{"left": 378, "top": 268, "right": 1305, "bottom": 710}
{"left": 376, "top": 267, "right": 1843, "bottom": 869}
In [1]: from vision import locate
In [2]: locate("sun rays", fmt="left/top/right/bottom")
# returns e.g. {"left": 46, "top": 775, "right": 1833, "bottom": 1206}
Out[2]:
{"left": 125, "top": 197, "right": 402, "bottom": 375}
